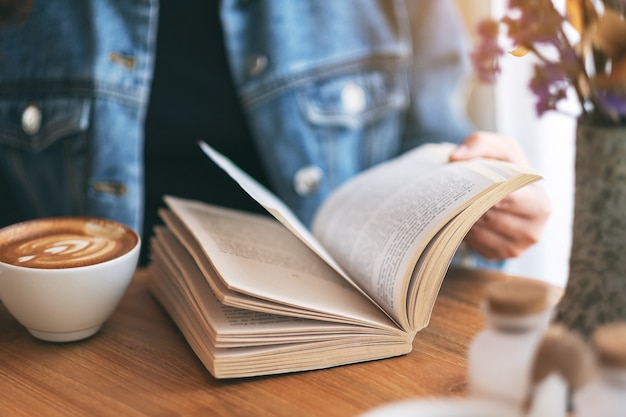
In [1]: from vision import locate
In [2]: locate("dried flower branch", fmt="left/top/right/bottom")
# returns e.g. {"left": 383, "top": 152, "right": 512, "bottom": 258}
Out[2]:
{"left": 472, "top": 0, "right": 626, "bottom": 125}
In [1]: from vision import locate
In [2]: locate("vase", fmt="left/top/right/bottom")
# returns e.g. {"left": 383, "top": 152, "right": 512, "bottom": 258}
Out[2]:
{"left": 555, "top": 118, "right": 626, "bottom": 337}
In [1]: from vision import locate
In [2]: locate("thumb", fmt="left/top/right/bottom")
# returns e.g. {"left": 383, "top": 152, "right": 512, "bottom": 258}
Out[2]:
{"left": 449, "top": 132, "right": 528, "bottom": 165}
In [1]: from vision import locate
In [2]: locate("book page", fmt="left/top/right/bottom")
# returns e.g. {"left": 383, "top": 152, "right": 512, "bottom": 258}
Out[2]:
{"left": 199, "top": 141, "right": 541, "bottom": 330}
{"left": 162, "top": 196, "right": 399, "bottom": 330}
{"left": 311, "top": 144, "right": 541, "bottom": 326}
{"left": 198, "top": 142, "right": 351, "bottom": 282}
{"left": 150, "top": 228, "right": 399, "bottom": 348}
{"left": 150, "top": 225, "right": 412, "bottom": 379}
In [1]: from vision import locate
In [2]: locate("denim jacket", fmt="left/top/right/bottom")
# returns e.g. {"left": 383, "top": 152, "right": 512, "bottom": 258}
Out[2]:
{"left": 0, "top": 0, "right": 473, "bottom": 232}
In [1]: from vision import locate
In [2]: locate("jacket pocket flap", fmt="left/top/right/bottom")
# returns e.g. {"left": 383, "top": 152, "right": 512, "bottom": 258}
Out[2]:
{"left": 0, "top": 97, "right": 91, "bottom": 152}
{"left": 297, "top": 70, "right": 408, "bottom": 129}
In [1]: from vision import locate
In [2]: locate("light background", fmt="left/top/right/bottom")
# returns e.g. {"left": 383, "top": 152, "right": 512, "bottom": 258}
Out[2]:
{"left": 456, "top": 0, "right": 575, "bottom": 287}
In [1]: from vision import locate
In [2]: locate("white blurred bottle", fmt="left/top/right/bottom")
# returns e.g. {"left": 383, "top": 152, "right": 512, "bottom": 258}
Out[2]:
{"left": 467, "top": 279, "right": 567, "bottom": 417}
{"left": 574, "top": 322, "right": 626, "bottom": 417}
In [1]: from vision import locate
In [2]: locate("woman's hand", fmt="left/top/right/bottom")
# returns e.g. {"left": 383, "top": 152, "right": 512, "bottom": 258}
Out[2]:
{"left": 449, "top": 131, "right": 552, "bottom": 260}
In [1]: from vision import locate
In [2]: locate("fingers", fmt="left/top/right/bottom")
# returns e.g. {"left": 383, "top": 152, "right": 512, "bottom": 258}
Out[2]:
{"left": 465, "top": 208, "right": 539, "bottom": 260}
{"left": 449, "top": 130, "right": 551, "bottom": 259}
{"left": 449, "top": 131, "right": 529, "bottom": 165}
{"left": 464, "top": 184, "right": 552, "bottom": 260}
{"left": 495, "top": 183, "right": 552, "bottom": 219}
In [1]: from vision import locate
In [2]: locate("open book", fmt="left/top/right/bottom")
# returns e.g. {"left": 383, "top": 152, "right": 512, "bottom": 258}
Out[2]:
{"left": 148, "top": 142, "right": 542, "bottom": 379}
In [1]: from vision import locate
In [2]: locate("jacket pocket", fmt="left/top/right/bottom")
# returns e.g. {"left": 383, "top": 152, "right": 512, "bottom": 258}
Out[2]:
{"left": 297, "top": 69, "right": 409, "bottom": 129}
{"left": 0, "top": 97, "right": 91, "bottom": 152}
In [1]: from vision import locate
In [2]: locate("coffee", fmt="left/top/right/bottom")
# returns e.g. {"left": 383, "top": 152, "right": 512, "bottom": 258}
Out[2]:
{"left": 0, "top": 217, "right": 138, "bottom": 269}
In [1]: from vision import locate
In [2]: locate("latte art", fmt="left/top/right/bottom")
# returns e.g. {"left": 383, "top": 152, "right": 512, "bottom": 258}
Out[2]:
{"left": 0, "top": 217, "right": 138, "bottom": 269}
{"left": 13, "top": 234, "right": 125, "bottom": 268}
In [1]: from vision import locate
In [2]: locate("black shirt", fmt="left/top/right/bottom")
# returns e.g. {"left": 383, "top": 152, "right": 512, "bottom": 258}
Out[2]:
{"left": 143, "top": 0, "right": 269, "bottom": 264}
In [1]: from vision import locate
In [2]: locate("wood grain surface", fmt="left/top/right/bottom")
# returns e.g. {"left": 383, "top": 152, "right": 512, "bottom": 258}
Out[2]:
{"left": 0, "top": 267, "right": 560, "bottom": 417}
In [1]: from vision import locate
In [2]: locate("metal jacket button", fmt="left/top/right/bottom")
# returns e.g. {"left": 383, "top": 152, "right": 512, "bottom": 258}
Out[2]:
{"left": 341, "top": 82, "right": 366, "bottom": 114}
{"left": 22, "top": 103, "right": 42, "bottom": 135}
{"left": 293, "top": 165, "right": 323, "bottom": 196}
{"left": 247, "top": 54, "right": 268, "bottom": 77}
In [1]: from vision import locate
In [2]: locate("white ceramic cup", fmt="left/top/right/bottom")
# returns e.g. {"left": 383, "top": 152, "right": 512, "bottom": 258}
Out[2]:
{"left": 0, "top": 217, "right": 141, "bottom": 342}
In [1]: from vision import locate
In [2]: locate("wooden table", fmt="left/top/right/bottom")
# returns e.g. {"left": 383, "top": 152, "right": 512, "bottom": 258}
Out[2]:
{"left": 0, "top": 267, "right": 560, "bottom": 417}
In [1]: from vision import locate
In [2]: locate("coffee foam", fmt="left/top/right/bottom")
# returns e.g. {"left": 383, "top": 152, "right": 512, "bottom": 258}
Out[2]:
{"left": 0, "top": 217, "right": 138, "bottom": 269}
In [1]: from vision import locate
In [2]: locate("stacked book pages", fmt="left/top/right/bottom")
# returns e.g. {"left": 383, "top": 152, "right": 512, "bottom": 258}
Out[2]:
{"left": 149, "top": 142, "right": 542, "bottom": 379}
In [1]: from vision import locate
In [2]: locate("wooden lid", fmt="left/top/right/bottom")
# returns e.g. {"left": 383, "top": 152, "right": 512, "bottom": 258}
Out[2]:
{"left": 592, "top": 322, "right": 626, "bottom": 368}
{"left": 485, "top": 279, "right": 549, "bottom": 316}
